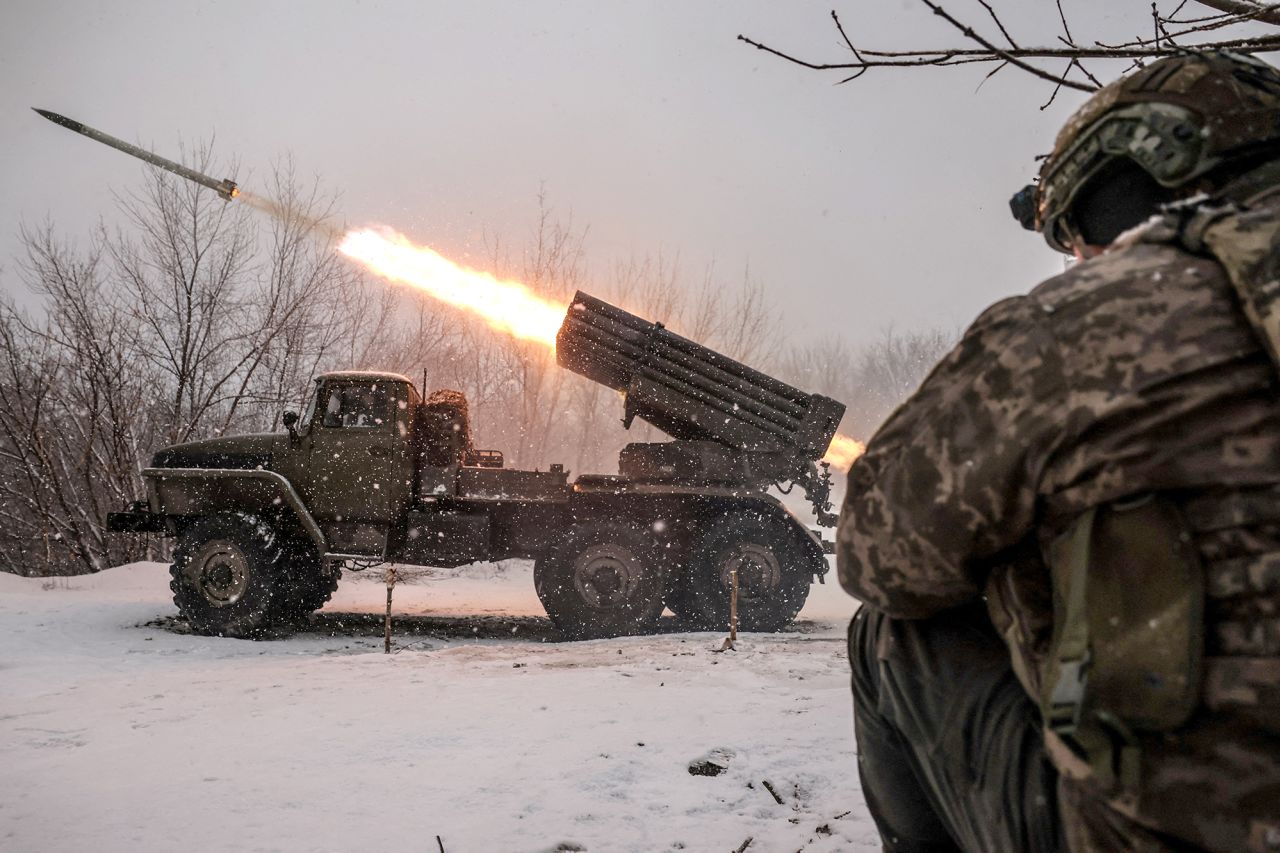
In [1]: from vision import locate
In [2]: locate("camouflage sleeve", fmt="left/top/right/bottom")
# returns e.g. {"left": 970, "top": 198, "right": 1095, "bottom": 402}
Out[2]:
{"left": 836, "top": 295, "right": 1066, "bottom": 618}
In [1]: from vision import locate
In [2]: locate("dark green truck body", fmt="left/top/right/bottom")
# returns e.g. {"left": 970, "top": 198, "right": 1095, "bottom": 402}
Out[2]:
{"left": 109, "top": 293, "right": 845, "bottom": 639}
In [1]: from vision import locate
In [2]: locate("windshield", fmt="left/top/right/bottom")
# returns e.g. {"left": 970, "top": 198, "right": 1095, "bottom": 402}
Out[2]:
{"left": 321, "top": 382, "right": 393, "bottom": 429}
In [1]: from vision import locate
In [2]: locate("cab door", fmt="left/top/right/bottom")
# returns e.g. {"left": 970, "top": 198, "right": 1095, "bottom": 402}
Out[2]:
{"left": 301, "top": 379, "right": 412, "bottom": 549}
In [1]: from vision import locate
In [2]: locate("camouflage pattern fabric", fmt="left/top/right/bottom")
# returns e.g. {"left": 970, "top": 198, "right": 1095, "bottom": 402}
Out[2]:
{"left": 838, "top": 190, "right": 1280, "bottom": 850}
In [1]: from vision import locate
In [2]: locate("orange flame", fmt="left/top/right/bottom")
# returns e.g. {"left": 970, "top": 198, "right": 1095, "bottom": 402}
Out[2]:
{"left": 338, "top": 227, "right": 566, "bottom": 347}
{"left": 823, "top": 433, "right": 866, "bottom": 471}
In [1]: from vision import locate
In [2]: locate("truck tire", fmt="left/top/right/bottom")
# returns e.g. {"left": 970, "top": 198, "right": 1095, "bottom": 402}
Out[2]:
{"left": 270, "top": 539, "right": 339, "bottom": 625}
{"left": 685, "top": 510, "right": 813, "bottom": 632}
{"left": 534, "top": 520, "right": 666, "bottom": 640}
{"left": 169, "top": 513, "right": 288, "bottom": 638}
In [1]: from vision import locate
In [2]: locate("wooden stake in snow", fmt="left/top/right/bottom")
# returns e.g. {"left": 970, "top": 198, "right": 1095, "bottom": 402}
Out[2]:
{"left": 716, "top": 567, "right": 740, "bottom": 652}
{"left": 384, "top": 565, "right": 397, "bottom": 654}
{"left": 729, "top": 566, "right": 739, "bottom": 643}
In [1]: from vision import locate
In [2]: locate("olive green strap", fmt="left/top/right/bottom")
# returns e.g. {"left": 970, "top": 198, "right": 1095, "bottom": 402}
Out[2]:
{"left": 1045, "top": 507, "right": 1095, "bottom": 736}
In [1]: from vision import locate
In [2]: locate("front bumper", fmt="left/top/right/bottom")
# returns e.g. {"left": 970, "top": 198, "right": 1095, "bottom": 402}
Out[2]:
{"left": 106, "top": 501, "right": 166, "bottom": 533}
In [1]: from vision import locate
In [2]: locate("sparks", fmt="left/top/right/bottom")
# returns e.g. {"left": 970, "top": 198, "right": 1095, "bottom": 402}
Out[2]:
{"left": 339, "top": 227, "right": 566, "bottom": 347}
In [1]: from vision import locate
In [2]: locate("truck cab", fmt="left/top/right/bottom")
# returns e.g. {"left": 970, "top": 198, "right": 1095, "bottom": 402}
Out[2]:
{"left": 275, "top": 372, "right": 419, "bottom": 555}
{"left": 276, "top": 372, "right": 565, "bottom": 566}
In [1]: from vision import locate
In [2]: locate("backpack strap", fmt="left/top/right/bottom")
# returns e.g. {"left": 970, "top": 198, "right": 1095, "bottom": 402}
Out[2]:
{"left": 1140, "top": 189, "right": 1280, "bottom": 377}
{"left": 1195, "top": 205, "right": 1280, "bottom": 375}
{"left": 1044, "top": 506, "right": 1095, "bottom": 737}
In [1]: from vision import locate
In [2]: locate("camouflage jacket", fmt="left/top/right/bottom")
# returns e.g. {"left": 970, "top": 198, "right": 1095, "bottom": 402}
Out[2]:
{"left": 838, "top": 186, "right": 1280, "bottom": 850}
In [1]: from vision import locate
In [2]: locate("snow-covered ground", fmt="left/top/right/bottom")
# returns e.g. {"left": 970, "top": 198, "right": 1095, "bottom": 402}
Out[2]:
{"left": 0, "top": 561, "right": 877, "bottom": 852}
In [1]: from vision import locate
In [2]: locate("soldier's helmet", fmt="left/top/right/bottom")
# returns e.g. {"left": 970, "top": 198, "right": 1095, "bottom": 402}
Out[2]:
{"left": 1021, "top": 51, "right": 1280, "bottom": 253}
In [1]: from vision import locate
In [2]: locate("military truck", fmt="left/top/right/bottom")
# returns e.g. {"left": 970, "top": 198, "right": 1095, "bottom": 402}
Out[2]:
{"left": 108, "top": 292, "right": 846, "bottom": 639}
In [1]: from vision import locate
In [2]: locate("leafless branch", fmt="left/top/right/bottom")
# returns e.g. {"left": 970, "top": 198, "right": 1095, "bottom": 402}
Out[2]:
{"left": 739, "top": 1, "right": 1280, "bottom": 94}
{"left": 921, "top": 0, "right": 1094, "bottom": 91}
{"left": 1071, "top": 57, "right": 1103, "bottom": 88}
{"left": 1056, "top": 0, "right": 1077, "bottom": 45}
{"left": 978, "top": 0, "right": 1019, "bottom": 49}
{"left": 1193, "top": 0, "right": 1280, "bottom": 26}
{"left": 1107, "top": 2, "right": 1280, "bottom": 47}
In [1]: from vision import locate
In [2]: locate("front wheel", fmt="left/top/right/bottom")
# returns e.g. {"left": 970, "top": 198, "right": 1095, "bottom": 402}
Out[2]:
{"left": 534, "top": 520, "right": 666, "bottom": 640}
{"left": 685, "top": 510, "right": 815, "bottom": 632}
{"left": 170, "top": 513, "right": 288, "bottom": 638}
{"left": 270, "top": 538, "right": 339, "bottom": 624}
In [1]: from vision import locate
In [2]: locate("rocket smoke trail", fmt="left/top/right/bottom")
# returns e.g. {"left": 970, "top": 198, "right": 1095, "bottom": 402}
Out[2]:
{"left": 237, "top": 190, "right": 344, "bottom": 241}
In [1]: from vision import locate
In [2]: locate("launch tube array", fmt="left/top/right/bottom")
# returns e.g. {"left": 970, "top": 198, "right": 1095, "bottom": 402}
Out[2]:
{"left": 556, "top": 291, "right": 844, "bottom": 459}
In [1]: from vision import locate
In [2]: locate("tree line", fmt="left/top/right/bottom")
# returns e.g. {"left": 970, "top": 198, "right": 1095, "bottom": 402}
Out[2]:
{"left": 0, "top": 153, "right": 952, "bottom": 576}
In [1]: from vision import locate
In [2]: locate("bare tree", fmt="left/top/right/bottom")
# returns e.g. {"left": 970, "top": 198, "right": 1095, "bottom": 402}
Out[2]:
{"left": 0, "top": 231, "right": 152, "bottom": 574}
{"left": 483, "top": 193, "right": 587, "bottom": 470}
{"left": 740, "top": 2, "right": 1280, "bottom": 106}
{"left": 0, "top": 148, "right": 363, "bottom": 575}
{"left": 239, "top": 159, "right": 377, "bottom": 429}
{"left": 782, "top": 326, "right": 956, "bottom": 440}
{"left": 107, "top": 145, "right": 257, "bottom": 445}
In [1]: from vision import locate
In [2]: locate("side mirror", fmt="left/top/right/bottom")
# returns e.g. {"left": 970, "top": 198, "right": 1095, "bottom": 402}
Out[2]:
{"left": 282, "top": 410, "right": 299, "bottom": 441}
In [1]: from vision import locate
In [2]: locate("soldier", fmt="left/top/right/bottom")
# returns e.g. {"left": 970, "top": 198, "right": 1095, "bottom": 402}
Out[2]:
{"left": 838, "top": 52, "right": 1280, "bottom": 852}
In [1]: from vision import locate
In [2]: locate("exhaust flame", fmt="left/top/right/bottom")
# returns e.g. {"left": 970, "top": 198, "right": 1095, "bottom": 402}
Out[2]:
{"left": 338, "top": 227, "right": 566, "bottom": 347}
{"left": 823, "top": 433, "right": 866, "bottom": 471}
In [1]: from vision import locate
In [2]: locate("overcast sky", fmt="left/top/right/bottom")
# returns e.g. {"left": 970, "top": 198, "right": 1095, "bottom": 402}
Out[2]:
{"left": 2, "top": 2, "right": 1264, "bottom": 345}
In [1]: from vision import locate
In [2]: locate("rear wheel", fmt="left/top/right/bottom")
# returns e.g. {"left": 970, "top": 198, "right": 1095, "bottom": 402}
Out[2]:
{"left": 534, "top": 520, "right": 666, "bottom": 640}
{"left": 170, "top": 513, "right": 287, "bottom": 638}
{"left": 685, "top": 510, "right": 814, "bottom": 632}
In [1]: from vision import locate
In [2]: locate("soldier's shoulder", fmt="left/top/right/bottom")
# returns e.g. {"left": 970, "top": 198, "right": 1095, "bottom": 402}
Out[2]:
{"left": 961, "top": 293, "right": 1054, "bottom": 347}
{"left": 1028, "top": 235, "right": 1215, "bottom": 311}
{"left": 931, "top": 295, "right": 1062, "bottom": 395}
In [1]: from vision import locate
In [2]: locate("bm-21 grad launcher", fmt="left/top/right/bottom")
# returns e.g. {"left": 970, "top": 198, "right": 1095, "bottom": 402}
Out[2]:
{"left": 557, "top": 291, "right": 843, "bottom": 522}
{"left": 110, "top": 292, "right": 846, "bottom": 640}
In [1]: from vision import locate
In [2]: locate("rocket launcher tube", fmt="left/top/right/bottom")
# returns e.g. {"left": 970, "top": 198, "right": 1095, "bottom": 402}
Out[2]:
{"left": 565, "top": 315, "right": 807, "bottom": 424}
{"left": 556, "top": 291, "right": 845, "bottom": 460}
{"left": 563, "top": 323, "right": 799, "bottom": 435}
{"left": 566, "top": 292, "right": 809, "bottom": 404}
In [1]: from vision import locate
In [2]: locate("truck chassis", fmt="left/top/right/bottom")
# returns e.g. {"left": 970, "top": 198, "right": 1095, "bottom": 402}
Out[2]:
{"left": 109, "top": 292, "right": 845, "bottom": 640}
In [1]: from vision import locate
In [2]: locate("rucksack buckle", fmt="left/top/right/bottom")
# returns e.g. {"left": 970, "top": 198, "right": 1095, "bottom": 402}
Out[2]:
{"left": 1047, "top": 650, "right": 1091, "bottom": 736}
